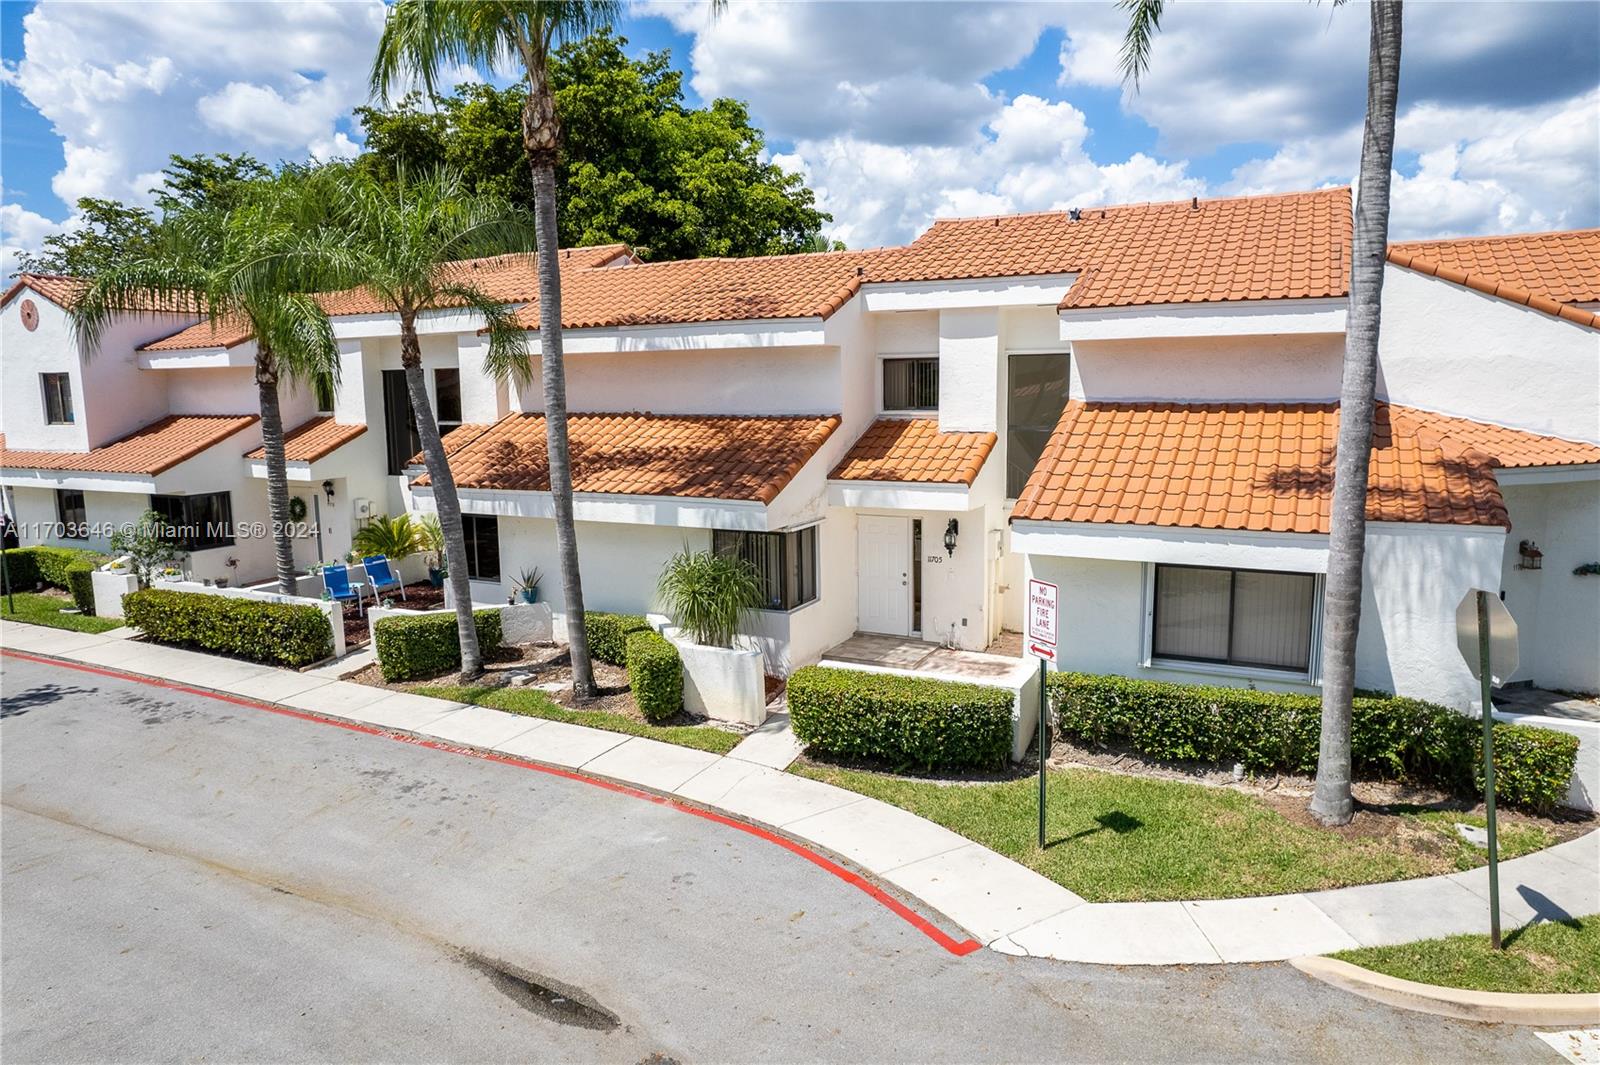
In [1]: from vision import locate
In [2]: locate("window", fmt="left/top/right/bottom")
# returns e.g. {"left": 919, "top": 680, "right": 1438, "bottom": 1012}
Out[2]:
{"left": 434, "top": 368, "right": 462, "bottom": 432}
{"left": 41, "top": 373, "right": 74, "bottom": 424}
{"left": 1006, "top": 352, "right": 1070, "bottom": 497}
{"left": 713, "top": 526, "right": 818, "bottom": 611}
{"left": 149, "top": 492, "right": 235, "bottom": 551}
{"left": 313, "top": 371, "right": 335, "bottom": 414}
{"left": 1152, "top": 564, "right": 1316, "bottom": 673}
{"left": 882, "top": 357, "right": 938, "bottom": 411}
{"left": 55, "top": 489, "right": 87, "bottom": 540}
{"left": 461, "top": 514, "right": 500, "bottom": 581}
{"left": 382, "top": 369, "right": 421, "bottom": 475}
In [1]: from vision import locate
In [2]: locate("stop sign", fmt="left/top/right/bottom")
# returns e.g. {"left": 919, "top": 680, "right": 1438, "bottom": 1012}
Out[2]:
{"left": 1455, "top": 589, "right": 1519, "bottom": 686}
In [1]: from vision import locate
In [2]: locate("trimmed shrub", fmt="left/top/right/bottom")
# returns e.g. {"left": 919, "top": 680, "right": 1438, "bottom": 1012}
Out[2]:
{"left": 374, "top": 609, "right": 504, "bottom": 682}
{"left": 65, "top": 562, "right": 96, "bottom": 615}
{"left": 1047, "top": 672, "right": 1579, "bottom": 811}
{"left": 788, "top": 665, "right": 1014, "bottom": 771}
{"left": 1, "top": 545, "right": 102, "bottom": 592}
{"left": 124, "top": 588, "right": 332, "bottom": 667}
{"left": 1489, "top": 724, "right": 1581, "bottom": 812}
{"left": 585, "top": 611, "right": 650, "bottom": 666}
{"left": 625, "top": 629, "right": 683, "bottom": 722}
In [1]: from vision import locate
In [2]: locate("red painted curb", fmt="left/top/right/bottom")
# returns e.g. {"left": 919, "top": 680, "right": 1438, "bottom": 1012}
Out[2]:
{"left": 2, "top": 647, "right": 984, "bottom": 957}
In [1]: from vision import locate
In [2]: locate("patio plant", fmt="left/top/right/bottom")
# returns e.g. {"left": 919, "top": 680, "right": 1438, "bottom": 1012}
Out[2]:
{"left": 71, "top": 173, "right": 344, "bottom": 597}
{"left": 372, "top": 0, "right": 637, "bottom": 700}
{"left": 353, "top": 513, "right": 428, "bottom": 564}
{"left": 310, "top": 166, "right": 533, "bottom": 681}
{"left": 418, "top": 513, "right": 447, "bottom": 586}
{"left": 109, "top": 510, "right": 187, "bottom": 587}
{"left": 656, "top": 549, "right": 764, "bottom": 648}
{"left": 1120, "top": 0, "right": 1404, "bottom": 827}
{"left": 514, "top": 565, "right": 543, "bottom": 603}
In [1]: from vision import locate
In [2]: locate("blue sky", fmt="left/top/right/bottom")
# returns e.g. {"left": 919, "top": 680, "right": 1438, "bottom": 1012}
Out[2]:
{"left": 3, "top": 1, "right": 1596, "bottom": 272}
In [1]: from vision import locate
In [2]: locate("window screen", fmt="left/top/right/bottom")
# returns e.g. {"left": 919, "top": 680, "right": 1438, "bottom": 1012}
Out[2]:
{"left": 713, "top": 526, "right": 818, "bottom": 610}
{"left": 1153, "top": 565, "right": 1315, "bottom": 672}
{"left": 42, "top": 373, "right": 74, "bottom": 424}
{"left": 882, "top": 358, "right": 938, "bottom": 411}
{"left": 1006, "top": 352, "right": 1069, "bottom": 497}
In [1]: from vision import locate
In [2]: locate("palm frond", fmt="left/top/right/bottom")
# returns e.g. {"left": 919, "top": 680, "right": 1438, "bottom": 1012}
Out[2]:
{"left": 1118, "top": 0, "right": 1167, "bottom": 89}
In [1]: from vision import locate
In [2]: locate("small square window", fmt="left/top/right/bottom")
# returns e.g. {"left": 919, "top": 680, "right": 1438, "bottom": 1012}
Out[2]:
{"left": 882, "top": 358, "right": 938, "bottom": 412}
{"left": 41, "top": 373, "right": 74, "bottom": 424}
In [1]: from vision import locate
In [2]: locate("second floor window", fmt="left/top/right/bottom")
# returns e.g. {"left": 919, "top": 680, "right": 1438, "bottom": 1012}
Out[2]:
{"left": 41, "top": 373, "right": 74, "bottom": 424}
{"left": 149, "top": 491, "right": 235, "bottom": 551}
{"left": 435, "top": 368, "right": 462, "bottom": 433}
{"left": 382, "top": 370, "right": 421, "bottom": 475}
{"left": 55, "top": 489, "right": 87, "bottom": 539}
{"left": 1006, "top": 352, "right": 1070, "bottom": 497}
{"left": 882, "top": 357, "right": 938, "bottom": 412}
{"left": 313, "top": 371, "right": 335, "bottom": 415}
{"left": 713, "top": 526, "right": 818, "bottom": 611}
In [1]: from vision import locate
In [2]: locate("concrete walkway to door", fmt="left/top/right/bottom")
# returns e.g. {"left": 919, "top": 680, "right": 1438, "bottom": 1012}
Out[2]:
{"left": 822, "top": 633, "right": 1027, "bottom": 681}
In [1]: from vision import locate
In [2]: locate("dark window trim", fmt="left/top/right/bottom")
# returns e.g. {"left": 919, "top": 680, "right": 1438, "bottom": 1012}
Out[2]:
{"left": 434, "top": 367, "right": 463, "bottom": 432}
{"left": 881, "top": 356, "right": 940, "bottom": 412}
{"left": 55, "top": 488, "right": 87, "bottom": 540}
{"left": 382, "top": 369, "right": 421, "bottom": 476}
{"left": 713, "top": 526, "right": 820, "bottom": 612}
{"left": 41, "top": 372, "right": 74, "bottom": 424}
{"left": 148, "top": 491, "right": 235, "bottom": 551}
{"left": 461, "top": 513, "right": 500, "bottom": 582}
{"left": 313, "top": 371, "right": 335, "bottom": 415}
{"left": 1151, "top": 563, "right": 1316, "bottom": 674}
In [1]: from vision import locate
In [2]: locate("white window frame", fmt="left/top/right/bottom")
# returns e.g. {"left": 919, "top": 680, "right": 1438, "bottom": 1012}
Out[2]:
{"left": 1139, "top": 562, "right": 1323, "bottom": 684}
{"left": 876, "top": 353, "right": 940, "bottom": 416}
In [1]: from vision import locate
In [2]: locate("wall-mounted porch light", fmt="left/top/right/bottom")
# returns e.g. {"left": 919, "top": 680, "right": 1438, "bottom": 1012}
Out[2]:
{"left": 322, "top": 480, "right": 336, "bottom": 504}
{"left": 943, "top": 518, "right": 959, "bottom": 558}
{"left": 1517, "top": 540, "right": 1543, "bottom": 570}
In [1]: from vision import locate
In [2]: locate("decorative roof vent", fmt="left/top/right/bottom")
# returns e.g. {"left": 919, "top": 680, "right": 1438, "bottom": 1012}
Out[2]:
{"left": 1068, "top": 207, "right": 1082, "bottom": 221}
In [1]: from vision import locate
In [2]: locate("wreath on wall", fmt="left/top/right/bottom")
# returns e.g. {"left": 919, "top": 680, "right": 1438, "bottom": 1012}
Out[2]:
{"left": 288, "top": 496, "right": 308, "bottom": 522}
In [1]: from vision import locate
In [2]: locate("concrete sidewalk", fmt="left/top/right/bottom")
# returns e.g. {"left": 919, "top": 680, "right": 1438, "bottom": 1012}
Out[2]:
{"left": 4, "top": 618, "right": 1596, "bottom": 966}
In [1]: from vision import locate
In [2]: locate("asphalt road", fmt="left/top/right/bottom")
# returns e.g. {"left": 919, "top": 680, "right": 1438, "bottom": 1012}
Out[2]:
{"left": 0, "top": 650, "right": 1558, "bottom": 1064}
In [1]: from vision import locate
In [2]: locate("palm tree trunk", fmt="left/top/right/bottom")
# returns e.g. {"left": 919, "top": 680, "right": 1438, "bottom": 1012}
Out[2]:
{"left": 1310, "top": 0, "right": 1403, "bottom": 827}
{"left": 255, "top": 346, "right": 299, "bottom": 596}
{"left": 400, "top": 317, "right": 482, "bottom": 680}
{"left": 524, "top": 75, "right": 597, "bottom": 700}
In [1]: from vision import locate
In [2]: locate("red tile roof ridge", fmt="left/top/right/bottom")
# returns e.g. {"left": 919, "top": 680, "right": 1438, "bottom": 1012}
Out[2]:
{"left": 916, "top": 186, "right": 1352, "bottom": 230}
{"left": 1388, "top": 247, "right": 1600, "bottom": 331}
{"left": 1391, "top": 228, "right": 1600, "bottom": 250}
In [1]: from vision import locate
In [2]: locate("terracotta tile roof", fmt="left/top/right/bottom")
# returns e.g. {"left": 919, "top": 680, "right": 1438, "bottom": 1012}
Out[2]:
{"left": 0, "top": 414, "right": 259, "bottom": 476}
{"left": 414, "top": 411, "right": 841, "bottom": 504}
{"left": 1388, "top": 230, "right": 1600, "bottom": 330}
{"left": 244, "top": 416, "right": 367, "bottom": 462}
{"left": 882, "top": 187, "right": 1352, "bottom": 309}
{"left": 1, "top": 274, "right": 88, "bottom": 309}
{"left": 404, "top": 422, "right": 496, "bottom": 467}
{"left": 1395, "top": 407, "right": 1600, "bottom": 469}
{"left": 830, "top": 418, "right": 997, "bottom": 485}
{"left": 1011, "top": 401, "right": 1540, "bottom": 533}
{"left": 141, "top": 314, "right": 254, "bottom": 352}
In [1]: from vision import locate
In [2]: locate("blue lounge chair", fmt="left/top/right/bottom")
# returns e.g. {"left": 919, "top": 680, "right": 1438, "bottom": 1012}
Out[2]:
{"left": 362, "top": 555, "right": 406, "bottom": 601}
{"left": 321, "top": 564, "right": 363, "bottom": 616}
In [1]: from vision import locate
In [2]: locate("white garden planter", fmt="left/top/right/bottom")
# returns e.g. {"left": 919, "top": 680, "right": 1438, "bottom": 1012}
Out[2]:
{"left": 90, "top": 570, "right": 139, "bottom": 618}
{"left": 664, "top": 627, "right": 767, "bottom": 726}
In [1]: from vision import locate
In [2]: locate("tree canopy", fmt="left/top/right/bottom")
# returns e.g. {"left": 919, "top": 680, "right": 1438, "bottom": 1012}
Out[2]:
{"left": 354, "top": 31, "right": 832, "bottom": 260}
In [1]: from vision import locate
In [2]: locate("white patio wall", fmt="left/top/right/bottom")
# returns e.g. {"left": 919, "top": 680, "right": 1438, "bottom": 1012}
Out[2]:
{"left": 1499, "top": 479, "right": 1600, "bottom": 694}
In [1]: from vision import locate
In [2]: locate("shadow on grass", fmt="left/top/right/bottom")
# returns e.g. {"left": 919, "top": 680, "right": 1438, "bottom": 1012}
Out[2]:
{"left": 1046, "top": 810, "right": 1143, "bottom": 849}
{"left": 1502, "top": 889, "right": 1584, "bottom": 947}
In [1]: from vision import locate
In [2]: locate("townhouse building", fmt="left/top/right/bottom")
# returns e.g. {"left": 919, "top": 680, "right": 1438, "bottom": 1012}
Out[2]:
{"left": 3, "top": 188, "right": 1596, "bottom": 717}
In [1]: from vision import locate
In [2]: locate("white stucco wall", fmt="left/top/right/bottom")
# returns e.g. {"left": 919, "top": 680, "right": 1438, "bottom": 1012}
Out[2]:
{"left": 1499, "top": 479, "right": 1600, "bottom": 693}
{"left": 1354, "top": 524, "right": 1507, "bottom": 710}
{"left": 1068, "top": 333, "right": 1346, "bottom": 402}
{"left": 1377, "top": 266, "right": 1600, "bottom": 442}
{"left": 531, "top": 346, "right": 843, "bottom": 417}
{"left": 938, "top": 308, "right": 1000, "bottom": 433}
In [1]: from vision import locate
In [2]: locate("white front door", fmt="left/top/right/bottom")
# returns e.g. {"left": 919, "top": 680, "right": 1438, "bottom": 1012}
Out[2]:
{"left": 857, "top": 514, "right": 911, "bottom": 636}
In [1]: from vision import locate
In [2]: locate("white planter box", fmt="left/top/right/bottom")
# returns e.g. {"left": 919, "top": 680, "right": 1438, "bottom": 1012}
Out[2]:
{"left": 501, "top": 602, "right": 553, "bottom": 645}
{"left": 90, "top": 570, "right": 139, "bottom": 618}
{"left": 664, "top": 627, "right": 767, "bottom": 726}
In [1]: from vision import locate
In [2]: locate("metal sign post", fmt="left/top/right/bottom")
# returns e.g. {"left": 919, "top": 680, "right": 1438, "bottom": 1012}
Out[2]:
{"left": 1027, "top": 578, "right": 1059, "bottom": 850}
{"left": 1454, "top": 588, "right": 1519, "bottom": 951}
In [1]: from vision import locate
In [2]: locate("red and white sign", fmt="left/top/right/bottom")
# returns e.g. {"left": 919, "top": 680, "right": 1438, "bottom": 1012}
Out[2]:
{"left": 1027, "top": 578, "right": 1058, "bottom": 662}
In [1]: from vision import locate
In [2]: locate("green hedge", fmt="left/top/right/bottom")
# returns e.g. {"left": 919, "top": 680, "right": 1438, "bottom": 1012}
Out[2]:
{"left": 1047, "top": 672, "right": 1579, "bottom": 812}
{"left": 788, "top": 666, "right": 1015, "bottom": 771}
{"left": 625, "top": 629, "right": 683, "bottom": 722}
{"left": 65, "top": 562, "right": 96, "bottom": 615}
{"left": 374, "top": 609, "right": 504, "bottom": 682}
{"left": 124, "top": 588, "right": 332, "bottom": 668}
{"left": 2, "top": 546, "right": 103, "bottom": 594}
{"left": 584, "top": 611, "right": 650, "bottom": 666}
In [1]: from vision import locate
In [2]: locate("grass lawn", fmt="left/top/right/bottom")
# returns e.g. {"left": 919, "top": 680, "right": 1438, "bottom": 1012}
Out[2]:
{"left": 415, "top": 684, "right": 743, "bottom": 756}
{"left": 793, "top": 763, "right": 1559, "bottom": 903}
{"left": 1332, "top": 915, "right": 1599, "bottom": 994}
{"left": 1, "top": 592, "right": 122, "bottom": 635}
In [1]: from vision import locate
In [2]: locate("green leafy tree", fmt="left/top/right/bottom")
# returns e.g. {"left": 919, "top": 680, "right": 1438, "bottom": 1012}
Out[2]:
{"left": 71, "top": 173, "right": 344, "bottom": 596}
{"left": 109, "top": 510, "right": 188, "bottom": 585}
{"left": 359, "top": 29, "right": 829, "bottom": 260}
{"left": 1121, "top": 0, "right": 1404, "bottom": 827}
{"left": 308, "top": 166, "right": 534, "bottom": 680}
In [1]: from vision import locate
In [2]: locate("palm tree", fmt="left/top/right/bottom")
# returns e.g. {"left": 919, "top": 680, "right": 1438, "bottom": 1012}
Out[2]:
{"left": 371, "top": 1, "right": 624, "bottom": 699}
{"left": 70, "top": 177, "right": 341, "bottom": 596}
{"left": 317, "top": 167, "right": 534, "bottom": 681}
{"left": 1121, "top": 0, "right": 1404, "bottom": 826}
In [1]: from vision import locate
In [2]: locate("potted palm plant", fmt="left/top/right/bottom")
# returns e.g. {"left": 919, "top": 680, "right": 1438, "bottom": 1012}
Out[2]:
{"left": 417, "top": 514, "right": 446, "bottom": 589}
{"left": 514, "top": 566, "right": 543, "bottom": 604}
{"left": 656, "top": 549, "right": 769, "bottom": 725}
